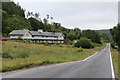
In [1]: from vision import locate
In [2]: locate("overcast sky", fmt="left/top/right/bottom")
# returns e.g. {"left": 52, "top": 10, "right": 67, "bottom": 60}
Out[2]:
{"left": 13, "top": 0, "right": 118, "bottom": 30}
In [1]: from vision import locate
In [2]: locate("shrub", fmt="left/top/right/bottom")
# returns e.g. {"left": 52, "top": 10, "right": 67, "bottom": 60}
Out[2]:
{"left": 2, "top": 52, "right": 13, "bottom": 59}
{"left": 55, "top": 43, "right": 60, "bottom": 45}
{"left": 58, "top": 44, "right": 63, "bottom": 47}
{"left": 51, "top": 61, "right": 64, "bottom": 63}
{"left": 111, "top": 41, "right": 118, "bottom": 49}
{"left": 74, "top": 38, "right": 94, "bottom": 49}
{"left": 44, "top": 42, "right": 50, "bottom": 46}
{"left": 77, "top": 48, "right": 83, "bottom": 52}
{"left": 13, "top": 45, "right": 17, "bottom": 48}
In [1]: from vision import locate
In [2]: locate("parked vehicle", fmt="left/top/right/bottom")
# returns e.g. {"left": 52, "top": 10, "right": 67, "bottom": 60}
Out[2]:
{"left": 0, "top": 38, "right": 7, "bottom": 41}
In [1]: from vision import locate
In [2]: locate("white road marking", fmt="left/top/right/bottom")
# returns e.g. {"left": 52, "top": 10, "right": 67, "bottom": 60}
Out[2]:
{"left": 109, "top": 44, "right": 115, "bottom": 79}
{"left": 82, "top": 52, "right": 97, "bottom": 61}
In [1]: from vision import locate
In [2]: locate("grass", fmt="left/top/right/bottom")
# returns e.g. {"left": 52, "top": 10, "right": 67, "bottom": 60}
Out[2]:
{"left": 2, "top": 41, "right": 106, "bottom": 72}
{"left": 110, "top": 47, "right": 119, "bottom": 79}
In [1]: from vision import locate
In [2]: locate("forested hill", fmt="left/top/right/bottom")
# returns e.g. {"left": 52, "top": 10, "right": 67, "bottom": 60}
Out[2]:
{"left": 97, "top": 29, "right": 112, "bottom": 41}
{"left": 2, "top": 2, "right": 32, "bottom": 35}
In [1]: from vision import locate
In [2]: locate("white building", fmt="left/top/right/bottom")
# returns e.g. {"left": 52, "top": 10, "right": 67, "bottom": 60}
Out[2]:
{"left": 9, "top": 29, "right": 64, "bottom": 43}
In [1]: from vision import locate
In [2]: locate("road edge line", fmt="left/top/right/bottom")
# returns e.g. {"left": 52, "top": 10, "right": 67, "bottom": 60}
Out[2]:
{"left": 82, "top": 52, "right": 97, "bottom": 61}
{"left": 109, "top": 44, "right": 115, "bottom": 79}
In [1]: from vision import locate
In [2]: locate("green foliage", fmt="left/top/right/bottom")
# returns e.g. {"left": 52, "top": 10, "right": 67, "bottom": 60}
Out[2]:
{"left": 98, "top": 29, "right": 112, "bottom": 42}
{"left": 28, "top": 17, "right": 44, "bottom": 31}
{"left": 2, "top": 10, "right": 9, "bottom": 22}
{"left": 52, "top": 22, "right": 61, "bottom": 29}
{"left": 2, "top": 2, "right": 25, "bottom": 17}
{"left": 110, "top": 26, "right": 119, "bottom": 43}
{"left": 117, "top": 24, "right": 120, "bottom": 51}
{"left": 77, "top": 48, "right": 83, "bottom": 52}
{"left": 44, "top": 42, "right": 50, "bottom": 46}
{"left": 81, "top": 30, "right": 101, "bottom": 44}
{"left": 24, "top": 40, "right": 33, "bottom": 43}
{"left": 74, "top": 38, "right": 94, "bottom": 49}
{"left": 111, "top": 41, "right": 117, "bottom": 49}
{"left": 110, "top": 24, "right": 120, "bottom": 51}
{"left": 73, "top": 27, "right": 81, "bottom": 39}
{"left": 3, "top": 15, "right": 32, "bottom": 34}
{"left": 67, "top": 33, "right": 77, "bottom": 41}
{"left": 100, "top": 33, "right": 110, "bottom": 42}
{"left": 2, "top": 52, "right": 13, "bottom": 59}
{"left": 54, "top": 43, "right": 60, "bottom": 45}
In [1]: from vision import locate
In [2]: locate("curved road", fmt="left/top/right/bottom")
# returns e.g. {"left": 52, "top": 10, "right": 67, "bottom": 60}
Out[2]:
{"left": 2, "top": 43, "right": 116, "bottom": 79}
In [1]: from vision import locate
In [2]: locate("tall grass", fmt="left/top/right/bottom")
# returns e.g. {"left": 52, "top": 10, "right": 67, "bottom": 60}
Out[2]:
{"left": 2, "top": 41, "right": 106, "bottom": 72}
{"left": 110, "top": 48, "right": 119, "bottom": 78}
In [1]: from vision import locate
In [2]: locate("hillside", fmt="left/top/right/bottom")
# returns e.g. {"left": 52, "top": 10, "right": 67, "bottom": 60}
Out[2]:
{"left": 97, "top": 29, "right": 112, "bottom": 41}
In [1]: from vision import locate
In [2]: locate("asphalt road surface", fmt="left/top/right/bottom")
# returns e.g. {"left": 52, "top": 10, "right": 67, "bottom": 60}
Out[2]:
{"left": 2, "top": 43, "right": 115, "bottom": 79}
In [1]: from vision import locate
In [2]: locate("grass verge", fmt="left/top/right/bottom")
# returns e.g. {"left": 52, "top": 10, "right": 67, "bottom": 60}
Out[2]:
{"left": 110, "top": 47, "right": 120, "bottom": 79}
{"left": 2, "top": 41, "right": 106, "bottom": 72}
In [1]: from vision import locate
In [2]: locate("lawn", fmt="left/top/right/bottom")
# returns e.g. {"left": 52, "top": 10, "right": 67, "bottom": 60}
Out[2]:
{"left": 2, "top": 41, "right": 106, "bottom": 72}
{"left": 110, "top": 47, "right": 119, "bottom": 78}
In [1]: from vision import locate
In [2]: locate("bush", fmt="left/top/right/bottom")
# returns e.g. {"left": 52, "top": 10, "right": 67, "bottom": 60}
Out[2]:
{"left": 44, "top": 42, "right": 50, "bottom": 46}
{"left": 74, "top": 38, "right": 94, "bottom": 49}
{"left": 77, "top": 48, "right": 83, "bottom": 52}
{"left": 2, "top": 52, "right": 13, "bottom": 59}
{"left": 55, "top": 43, "right": 60, "bottom": 45}
{"left": 111, "top": 41, "right": 118, "bottom": 49}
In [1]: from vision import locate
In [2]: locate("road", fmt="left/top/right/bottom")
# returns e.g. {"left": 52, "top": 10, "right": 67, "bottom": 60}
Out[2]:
{"left": 2, "top": 43, "right": 116, "bottom": 79}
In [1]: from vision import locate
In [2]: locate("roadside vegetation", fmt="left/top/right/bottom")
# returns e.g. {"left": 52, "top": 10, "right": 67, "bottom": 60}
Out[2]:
{"left": 2, "top": 41, "right": 106, "bottom": 72}
{"left": 110, "top": 24, "right": 120, "bottom": 79}
{"left": 110, "top": 47, "right": 119, "bottom": 78}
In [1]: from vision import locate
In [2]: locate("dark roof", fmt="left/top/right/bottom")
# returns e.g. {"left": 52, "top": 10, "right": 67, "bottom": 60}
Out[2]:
{"left": 9, "top": 30, "right": 29, "bottom": 35}
{"left": 9, "top": 30, "right": 63, "bottom": 36}
{"left": 30, "top": 31, "right": 62, "bottom": 36}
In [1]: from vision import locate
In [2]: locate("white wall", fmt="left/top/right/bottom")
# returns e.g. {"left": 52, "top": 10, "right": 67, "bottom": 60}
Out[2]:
{"left": 10, "top": 32, "right": 64, "bottom": 43}
{"left": 10, "top": 36, "right": 20, "bottom": 39}
{"left": 22, "top": 32, "right": 32, "bottom": 39}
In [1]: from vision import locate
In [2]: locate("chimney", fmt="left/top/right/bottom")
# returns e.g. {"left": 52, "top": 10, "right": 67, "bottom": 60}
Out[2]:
{"left": 38, "top": 29, "right": 43, "bottom": 33}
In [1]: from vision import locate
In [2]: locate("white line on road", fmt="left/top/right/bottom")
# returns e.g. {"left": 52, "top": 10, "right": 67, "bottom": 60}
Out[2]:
{"left": 109, "top": 44, "right": 115, "bottom": 79}
{"left": 82, "top": 52, "right": 97, "bottom": 61}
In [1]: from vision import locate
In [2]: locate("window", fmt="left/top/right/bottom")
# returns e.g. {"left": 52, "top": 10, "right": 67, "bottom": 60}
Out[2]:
{"left": 54, "top": 36, "right": 58, "bottom": 38}
{"left": 26, "top": 34, "right": 30, "bottom": 37}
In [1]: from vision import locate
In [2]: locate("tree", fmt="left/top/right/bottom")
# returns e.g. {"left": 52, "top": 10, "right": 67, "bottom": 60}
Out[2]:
{"left": 118, "top": 23, "right": 120, "bottom": 50}
{"left": 3, "top": 15, "right": 32, "bottom": 35}
{"left": 67, "top": 32, "right": 77, "bottom": 41}
{"left": 43, "top": 18, "right": 48, "bottom": 25}
{"left": 74, "top": 27, "right": 81, "bottom": 39}
{"left": 110, "top": 24, "right": 120, "bottom": 50}
{"left": 50, "top": 17, "right": 53, "bottom": 24}
{"left": 47, "top": 14, "right": 49, "bottom": 19}
{"left": 74, "top": 38, "right": 94, "bottom": 48}
{"left": 81, "top": 30, "right": 101, "bottom": 44}
{"left": 100, "top": 33, "right": 110, "bottom": 42}
{"left": 28, "top": 17, "right": 44, "bottom": 31}
{"left": 2, "top": 2, "right": 25, "bottom": 18}
{"left": 35, "top": 12, "right": 40, "bottom": 18}
{"left": 26, "top": 11, "right": 31, "bottom": 18}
